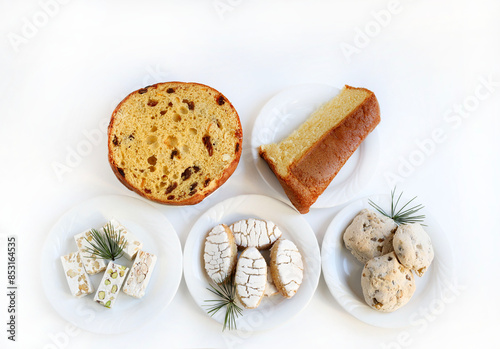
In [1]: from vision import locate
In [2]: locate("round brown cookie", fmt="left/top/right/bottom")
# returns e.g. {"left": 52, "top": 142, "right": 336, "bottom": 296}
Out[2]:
{"left": 361, "top": 252, "right": 416, "bottom": 312}
{"left": 393, "top": 223, "right": 434, "bottom": 277}
{"left": 343, "top": 209, "right": 398, "bottom": 264}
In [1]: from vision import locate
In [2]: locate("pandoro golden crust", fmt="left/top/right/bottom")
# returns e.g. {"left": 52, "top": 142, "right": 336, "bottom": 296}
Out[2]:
{"left": 259, "top": 85, "right": 380, "bottom": 213}
{"left": 108, "top": 81, "right": 243, "bottom": 206}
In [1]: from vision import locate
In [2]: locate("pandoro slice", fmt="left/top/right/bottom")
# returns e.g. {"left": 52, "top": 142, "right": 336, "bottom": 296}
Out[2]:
{"left": 259, "top": 85, "right": 380, "bottom": 213}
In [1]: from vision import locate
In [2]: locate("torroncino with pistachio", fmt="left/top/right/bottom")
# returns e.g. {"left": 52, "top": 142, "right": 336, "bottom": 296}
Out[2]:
{"left": 60, "top": 218, "right": 159, "bottom": 311}
{"left": 94, "top": 262, "right": 129, "bottom": 308}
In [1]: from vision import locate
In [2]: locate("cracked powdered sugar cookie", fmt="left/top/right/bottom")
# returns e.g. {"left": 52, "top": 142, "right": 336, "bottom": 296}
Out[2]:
{"left": 229, "top": 218, "right": 282, "bottom": 250}
{"left": 235, "top": 247, "right": 267, "bottom": 309}
{"left": 204, "top": 224, "right": 238, "bottom": 284}
{"left": 270, "top": 239, "right": 304, "bottom": 299}
{"left": 361, "top": 252, "right": 416, "bottom": 312}
{"left": 393, "top": 223, "right": 434, "bottom": 277}
{"left": 343, "top": 209, "right": 398, "bottom": 264}
{"left": 264, "top": 265, "right": 279, "bottom": 297}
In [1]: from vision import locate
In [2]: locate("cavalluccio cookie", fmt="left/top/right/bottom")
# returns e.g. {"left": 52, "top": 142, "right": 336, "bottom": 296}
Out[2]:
{"left": 343, "top": 209, "right": 397, "bottom": 263}
{"left": 393, "top": 223, "right": 434, "bottom": 277}
{"left": 361, "top": 252, "right": 416, "bottom": 312}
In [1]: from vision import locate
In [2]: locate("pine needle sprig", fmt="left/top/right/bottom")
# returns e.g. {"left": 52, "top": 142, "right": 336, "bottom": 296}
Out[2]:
{"left": 369, "top": 188, "right": 426, "bottom": 226}
{"left": 204, "top": 275, "right": 243, "bottom": 331}
{"left": 83, "top": 223, "right": 127, "bottom": 261}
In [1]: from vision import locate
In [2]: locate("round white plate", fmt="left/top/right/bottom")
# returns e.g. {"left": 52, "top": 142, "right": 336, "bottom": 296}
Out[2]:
{"left": 183, "top": 194, "right": 321, "bottom": 332}
{"left": 251, "top": 83, "right": 380, "bottom": 209}
{"left": 321, "top": 194, "right": 456, "bottom": 328}
{"left": 41, "top": 194, "right": 183, "bottom": 334}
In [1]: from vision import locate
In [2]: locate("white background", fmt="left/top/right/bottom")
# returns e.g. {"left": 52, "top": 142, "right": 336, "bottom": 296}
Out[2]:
{"left": 1, "top": 0, "right": 499, "bottom": 348}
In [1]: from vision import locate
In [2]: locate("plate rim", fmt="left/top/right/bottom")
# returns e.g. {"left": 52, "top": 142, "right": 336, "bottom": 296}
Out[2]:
{"left": 321, "top": 193, "right": 456, "bottom": 328}
{"left": 250, "top": 82, "right": 380, "bottom": 210}
{"left": 40, "top": 194, "right": 183, "bottom": 334}
{"left": 183, "top": 193, "right": 321, "bottom": 332}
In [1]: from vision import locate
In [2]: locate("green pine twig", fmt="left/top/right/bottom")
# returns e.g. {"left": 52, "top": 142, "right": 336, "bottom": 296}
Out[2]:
{"left": 369, "top": 188, "right": 426, "bottom": 226}
{"left": 204, "top": 275, "right": 243, "bottom": 331}
{"left": 83, "top": 223, "right": 127, "bottom": 261}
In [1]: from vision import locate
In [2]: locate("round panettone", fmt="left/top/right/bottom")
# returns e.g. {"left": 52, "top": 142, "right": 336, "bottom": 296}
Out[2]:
{"left": 108, "top": 81, "right": 242, "bottom": 205}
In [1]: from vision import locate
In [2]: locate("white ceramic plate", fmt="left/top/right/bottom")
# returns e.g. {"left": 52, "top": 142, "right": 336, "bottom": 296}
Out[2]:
{"left": 183, "top": 194, "right": 321, "bottom": 331}
{"left": 251, "top": 83, "right": 379, "bottom": 209}
{"left": 41, "top": 194, "right": 183, "bottom": 334}
{"left": 321, "top": 194, "right": 456, "bottom": 328}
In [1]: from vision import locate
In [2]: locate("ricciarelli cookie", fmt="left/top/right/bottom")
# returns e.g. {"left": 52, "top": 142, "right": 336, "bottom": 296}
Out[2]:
{"left": 203, "top": 224, "right": 238, "bottom": 284}
{"left": 235, "top": 247, "right": 267, "bottom": 309}
{"left": 229, "top": 218, "right": 282, "bottom": 250}
{"left": 270, "top": 239, "right": 304, "bottom": 299}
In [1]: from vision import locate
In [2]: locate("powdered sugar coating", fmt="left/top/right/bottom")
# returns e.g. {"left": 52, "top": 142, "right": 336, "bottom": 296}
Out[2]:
{"left": 270, "top": 239, "right": 304, "bottom": 298}
{"left": 204, "top": 224, "right": 237, "bottom": 283}
{"left": 235, "top": 247, "right": 267, "bottom": 309}
{"left": 230, "top": 218, "right": 282, "bottom": 250}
